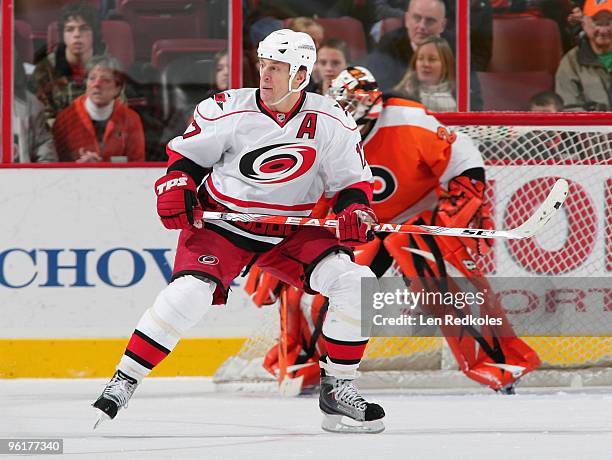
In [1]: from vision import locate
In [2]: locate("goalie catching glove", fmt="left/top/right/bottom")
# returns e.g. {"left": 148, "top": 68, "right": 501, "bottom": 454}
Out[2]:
{"left": 437, "top": 176, "right": 494, "bottom": 255}
{"left": 336, "top": 203, "right": 378, "bottom": 246}
{"left": 155, "top": 171, "right": 203, "bottom": 230}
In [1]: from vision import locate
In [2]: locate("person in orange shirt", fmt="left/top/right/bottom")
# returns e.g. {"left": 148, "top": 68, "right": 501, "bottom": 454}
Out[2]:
{"left": 53, "top": 55, "right": 145, "bottom": 162}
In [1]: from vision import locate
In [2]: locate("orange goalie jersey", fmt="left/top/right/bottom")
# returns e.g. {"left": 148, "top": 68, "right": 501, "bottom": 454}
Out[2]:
{"left": 363, "top": 97, "right": 484, "bottom": 223}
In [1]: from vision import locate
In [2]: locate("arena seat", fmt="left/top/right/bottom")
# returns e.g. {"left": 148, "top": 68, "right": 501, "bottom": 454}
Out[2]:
{"left": 151, "top": 38, "right": 227, "bottom": 70}
{"left": 117, "top": 0, "right": 208, "bottom": 61}
{"left": 316, "top": 17, "right": 367, "bottom": 60}
{"left": 488, "top": 14, "right": 562, "bottom": 75}
{"left": 47, "top": 20, "right": 135, "bottom": 70}
{"left": 477, "top": 71, "right": 554, "bottom": 111}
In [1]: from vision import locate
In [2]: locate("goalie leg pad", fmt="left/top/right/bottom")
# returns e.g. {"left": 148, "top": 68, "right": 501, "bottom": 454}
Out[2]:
{"left": 118, "top": 275, "right": 215, "bottom": 380}
{"left": 383, "top": 212, "right": 541, "bottom": 391}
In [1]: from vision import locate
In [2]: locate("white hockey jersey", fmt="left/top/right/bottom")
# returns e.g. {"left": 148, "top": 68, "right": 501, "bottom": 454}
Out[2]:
{"left": 167, "top": 88, "right": 371, "bottom": 245}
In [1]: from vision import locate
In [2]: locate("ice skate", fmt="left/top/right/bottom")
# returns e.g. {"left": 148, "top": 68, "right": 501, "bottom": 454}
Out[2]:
{"left": 319, "top": 366, "right": 385, "bottom": 434}
{"left": 92, "top": 370, "right": 138, "bottom": 429}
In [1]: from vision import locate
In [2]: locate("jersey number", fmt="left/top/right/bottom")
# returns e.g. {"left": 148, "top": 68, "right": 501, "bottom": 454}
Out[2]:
{"left": 437, "top": 126, "right": 457, "bottom": 144}
{"left": 183, "top": 119, "right": 202, "bottom": 139}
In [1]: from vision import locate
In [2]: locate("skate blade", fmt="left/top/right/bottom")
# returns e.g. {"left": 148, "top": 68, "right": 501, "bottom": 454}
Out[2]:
{"left": 321, "top": 412, "right": 385, "bottom": 434}
{"left": 93, "top": 410, "right": 110, "bottom": 430}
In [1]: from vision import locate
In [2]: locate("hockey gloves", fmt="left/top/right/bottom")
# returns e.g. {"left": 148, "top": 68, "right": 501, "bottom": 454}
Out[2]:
{"left": 155, "top": 171, "right": 203, "bottom": 230}
{"left": 336, "top": 203, "right": 378, "bottom": 246}
{"left": 437, "top": 176, "right": 493, "bottom": 256}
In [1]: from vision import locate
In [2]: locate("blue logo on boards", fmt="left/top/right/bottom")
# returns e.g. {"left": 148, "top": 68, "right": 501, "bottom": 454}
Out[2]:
{"left": 0, "top": 248, "right": 174, "bottom": 288}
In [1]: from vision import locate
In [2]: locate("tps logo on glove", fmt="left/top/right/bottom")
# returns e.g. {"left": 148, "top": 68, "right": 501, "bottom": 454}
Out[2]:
{"left": 155, "top": 171, "right": 203, "bottom": 230}
{"left": 156, "top": 177, "right": 189, "bottom": 195}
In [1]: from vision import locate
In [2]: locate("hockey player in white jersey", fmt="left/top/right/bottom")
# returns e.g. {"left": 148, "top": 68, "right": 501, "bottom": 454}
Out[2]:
{"left": 93, "top": 29, "right": 386, "bottom": 433}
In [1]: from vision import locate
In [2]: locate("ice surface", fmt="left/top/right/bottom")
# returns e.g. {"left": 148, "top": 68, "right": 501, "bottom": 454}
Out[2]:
{"left": 1, "top": 378, "right": 611, "bottom": 459}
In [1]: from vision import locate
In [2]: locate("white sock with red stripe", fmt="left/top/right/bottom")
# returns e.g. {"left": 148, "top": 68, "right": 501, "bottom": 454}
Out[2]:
{"left": 118, "top": 275, "right": 215, "bottom": 381}
{"left": 309, "top": 252, "right": 377, "bottom": 379}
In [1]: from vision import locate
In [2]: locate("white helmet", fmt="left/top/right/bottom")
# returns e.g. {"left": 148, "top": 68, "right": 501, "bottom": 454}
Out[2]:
{"left": 257, "top": 29, "right": 317, "bottom": 94}
{"left": 327, "top": 66, "right": 383, "bottom": 125}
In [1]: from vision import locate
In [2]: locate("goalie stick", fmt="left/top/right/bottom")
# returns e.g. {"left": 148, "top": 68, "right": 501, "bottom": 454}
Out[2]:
{"left": 201, "top": 179, "right": 569, "bottom": 240}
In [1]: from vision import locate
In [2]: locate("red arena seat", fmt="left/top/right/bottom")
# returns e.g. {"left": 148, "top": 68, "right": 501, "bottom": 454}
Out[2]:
{"left": 117, "top": 0, "right": 208, "bottom": 61}
{"left": 488, "top": 14, "right": 563, "bottom": 75}
{"left": 316, "top": 17, "right": 367, "bottom": 61}
{"left": 151, "top": 38, "right": 227, "bottom": 70}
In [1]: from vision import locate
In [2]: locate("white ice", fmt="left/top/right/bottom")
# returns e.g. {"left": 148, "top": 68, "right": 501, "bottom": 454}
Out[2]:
{"left": 1, "top": 378, "right": 611, "bottom": 459}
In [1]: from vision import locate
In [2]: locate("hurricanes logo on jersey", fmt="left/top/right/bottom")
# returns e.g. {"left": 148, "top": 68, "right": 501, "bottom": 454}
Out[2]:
{"left": 239, "top": 143, "right": 316, "bottom": 184}
{"left": 371, "top": 165, "right": 397, "bottom": 202}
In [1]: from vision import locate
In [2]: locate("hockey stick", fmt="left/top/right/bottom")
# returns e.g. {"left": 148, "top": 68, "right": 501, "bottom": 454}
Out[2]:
{"left": 202, "top": 179, "right": 569, "bottom": 240}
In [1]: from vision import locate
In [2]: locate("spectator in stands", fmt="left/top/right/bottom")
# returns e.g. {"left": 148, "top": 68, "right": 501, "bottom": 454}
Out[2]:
{"left": 393, "top": 36, "right": 456, "bottom": 111}
{"left": 53, "top": 56, "right": 144, "bottom": 162}
{"left": 315, "top": 39, "right": 351, "bottom": 94}
{"left": 366, "top": 0, "right": 487, "bottom": 109}
{"left": 288, "top": 17, "right": 326, "bottom": 89}
{"left": 29, "top": 3, "right": 106, "bottom": 127}
{"left": 555, "top": 0, "right": 611, "bottom": 111}
{"left": 214, "top": 50, "right": 230, "bottom": 93}
{"left": 528, "top": 91, "right": 565, "bottom": 112}
{"left": 13, "top": 51, "right": 57, "bottom": 163}
{"left": 367, "top": 0, "right": 447, "bottom": 91}
{"left": 287, "top": 17, "right": 325, "bottom": 48}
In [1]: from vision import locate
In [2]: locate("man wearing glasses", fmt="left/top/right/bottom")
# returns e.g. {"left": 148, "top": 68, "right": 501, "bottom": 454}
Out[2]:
{"left": 556, "top": 0, "right": 612, "bottom": 111}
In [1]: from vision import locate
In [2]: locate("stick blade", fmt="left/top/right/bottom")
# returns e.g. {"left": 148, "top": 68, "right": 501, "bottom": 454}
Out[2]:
{"left": 510, "top": 178, "right": 569, "bottom": 239}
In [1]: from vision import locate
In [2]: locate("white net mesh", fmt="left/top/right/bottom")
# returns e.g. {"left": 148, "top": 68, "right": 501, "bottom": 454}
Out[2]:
{"left": 214, "top": 114, "right": 612, "bottom": 390}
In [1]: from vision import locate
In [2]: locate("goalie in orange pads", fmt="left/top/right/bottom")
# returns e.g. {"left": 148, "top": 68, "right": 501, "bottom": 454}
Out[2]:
{"left": 246, "top": 66, "right": 540, "bottom": 394}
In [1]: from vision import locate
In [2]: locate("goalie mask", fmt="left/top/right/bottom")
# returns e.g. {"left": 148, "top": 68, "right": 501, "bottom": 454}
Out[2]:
{"left": 257, "top": 29, "right": 317, "bottom": 97}
{"left": 327, "top": 66, "right": 383, "bottom": 125}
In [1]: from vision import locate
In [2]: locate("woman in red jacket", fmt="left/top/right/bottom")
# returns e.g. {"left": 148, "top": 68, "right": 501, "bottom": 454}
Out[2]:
{"left": 53, "top": 55, "right": 145, "bottom": 162}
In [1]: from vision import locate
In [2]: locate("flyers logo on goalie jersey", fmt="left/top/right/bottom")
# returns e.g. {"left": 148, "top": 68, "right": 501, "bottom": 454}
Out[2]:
{"left": 370, "top": 166, "right": 397, "bottom": 203}
{"left": 239, "top": 143, "right": 317, "bottom": 184}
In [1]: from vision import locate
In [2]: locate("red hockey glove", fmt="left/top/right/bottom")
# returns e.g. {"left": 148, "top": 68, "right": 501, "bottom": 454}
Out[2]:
{"left": 336, "top": 203, "right": 378, "bottom": 246}
{"left": 437, "top": 176, "right": 493, "bottom": 255}
{"left": 154, "top": 171, "right": 203, "bottom": 230}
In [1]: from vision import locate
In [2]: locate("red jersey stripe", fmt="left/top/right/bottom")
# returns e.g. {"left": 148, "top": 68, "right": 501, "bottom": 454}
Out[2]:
{"left": 206, "top": 176, "right": 316, "bottom": 211}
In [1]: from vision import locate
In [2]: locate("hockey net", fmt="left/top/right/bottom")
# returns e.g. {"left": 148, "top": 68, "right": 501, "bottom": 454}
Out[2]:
{"left": 214, "top": 112, "right": 612, "bottom": 391}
